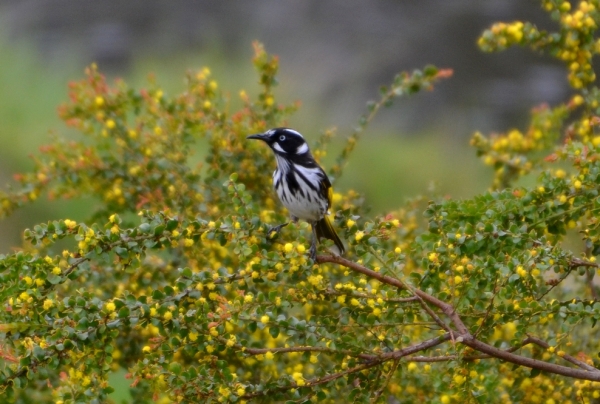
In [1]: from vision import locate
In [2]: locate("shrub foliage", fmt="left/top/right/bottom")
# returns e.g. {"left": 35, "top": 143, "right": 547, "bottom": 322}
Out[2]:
{"left": 3, "top": 2, "right": 600, "bottom": 403}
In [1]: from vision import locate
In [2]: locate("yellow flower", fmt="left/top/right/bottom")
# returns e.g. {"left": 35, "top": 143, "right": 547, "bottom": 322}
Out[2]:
{"left": 64, "top": 219, "right": 77, "bottom": 229}
{"left": 143, "top": 346, "right": 151, "bottom": 353}
{"left": 346, "top": 219, "right": 355, "bottom": 228}
{"left": 354, "top": 231, "right": 364, "bottom": 242}
{"left": 453, "top": 374, "right": 466, "bottom": 385}
{"left": 22, "top": 276, "right": 33, "bottom": 285}
{"left": 52, "top": 267, "right": 62, "bottom": 275}
{"left": 260, "top": 315, "right": 269, "bottom": 324}
{"left": 244, "top": 294, "right": 253, "bottom": 303}
{"left": 189, "top": 332, "right": 198, "bottom": 342}
{"left": 265, "top": 351, "right": 274, "bottom": 360}
{"left": 292, "top": 372, "right": 305, "bottom": 386}
{"left": 284, "top": 243, "right": 293, "bottom": 253}
{"left": 43, "top": 299, "right": 54, "bottom": 310}
{"left": 105, "top": 302, "right": 116, "bottom": 312}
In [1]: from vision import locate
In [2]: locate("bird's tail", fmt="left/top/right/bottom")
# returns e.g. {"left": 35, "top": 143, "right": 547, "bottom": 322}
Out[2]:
{"left": 314, "top": 216, "right": 345, "bottom": 256}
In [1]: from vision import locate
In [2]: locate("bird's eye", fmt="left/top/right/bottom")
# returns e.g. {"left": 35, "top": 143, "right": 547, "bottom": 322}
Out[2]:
{"left": 279, "top": 135, "right": 286, "bottom": 141}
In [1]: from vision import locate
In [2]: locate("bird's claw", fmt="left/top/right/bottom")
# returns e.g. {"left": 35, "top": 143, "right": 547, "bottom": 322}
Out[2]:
{"left": 267, "top": 222, "right": 289, "bottom": 239}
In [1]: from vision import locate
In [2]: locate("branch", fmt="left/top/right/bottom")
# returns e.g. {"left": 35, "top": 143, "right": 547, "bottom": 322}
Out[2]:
{"left": 240, "top": 333, "right": 450, "bottom": 400}
{"left": 462, "top": 336, "right": 600, "bottom": 380}
{"left": 408, "top": 336, "right": 535, "bottom": 363}
{"left": 525, "top": 335, "right": 600, "bottom": 373}
{"left": 318, "top": 254, "right": 600, "bottom": 382}
{"left": 317, "top": 254, "right": 469, "bottom": 335}
{"left": 238, "top": 344, "right": 373, "bottom": 361}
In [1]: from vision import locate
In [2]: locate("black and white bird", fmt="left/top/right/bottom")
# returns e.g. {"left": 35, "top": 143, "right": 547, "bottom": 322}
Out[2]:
{"left": 247, "top": 128, "right": 345, "bottom": 260}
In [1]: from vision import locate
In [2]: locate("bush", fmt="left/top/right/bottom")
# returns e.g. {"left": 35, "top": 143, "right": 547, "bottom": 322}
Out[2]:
{"left": 3, "top": 2, "right": 600, "bottom": 402}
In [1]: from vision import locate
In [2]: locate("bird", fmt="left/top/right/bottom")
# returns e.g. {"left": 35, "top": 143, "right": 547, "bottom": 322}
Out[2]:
{"left": 247, "top": 127, "right": 345, "bottom": 261}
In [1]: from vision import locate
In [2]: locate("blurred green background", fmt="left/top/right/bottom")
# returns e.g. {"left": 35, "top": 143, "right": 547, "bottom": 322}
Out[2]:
{"left": 0, "top": 1, "right": 571, "bottom": 255}
{"left": 0, "top": 3, "right": 571, "bottom": 399}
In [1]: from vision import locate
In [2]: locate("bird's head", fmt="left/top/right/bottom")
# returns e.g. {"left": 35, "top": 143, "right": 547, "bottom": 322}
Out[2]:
{"left": 247, "top": 128, "right": 309, "bottom": 155}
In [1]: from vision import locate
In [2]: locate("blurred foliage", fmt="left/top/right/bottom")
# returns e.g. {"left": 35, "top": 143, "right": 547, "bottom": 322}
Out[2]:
{"left": 3, "top": 1, "right": 600, "bottom": 403}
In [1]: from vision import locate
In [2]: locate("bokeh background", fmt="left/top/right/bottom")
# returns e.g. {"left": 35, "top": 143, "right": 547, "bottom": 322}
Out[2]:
{"left": 0, "top": 1, "right": 570, "bottom": 254}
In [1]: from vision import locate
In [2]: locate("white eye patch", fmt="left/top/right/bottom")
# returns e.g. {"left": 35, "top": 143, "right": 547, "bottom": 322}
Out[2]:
{"left": 273, "top": 142, "right": 286, "bottom": 153}
{"left": 296, "top": 143, "right": 309, "bottom": 154}
{"left": 285, "top": 129, "right": 303, "bottom": 138}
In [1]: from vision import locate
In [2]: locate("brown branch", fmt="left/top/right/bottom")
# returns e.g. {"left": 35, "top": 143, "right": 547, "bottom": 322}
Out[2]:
{"left": 414, "top": 294, "right": 452, "bottom": 333}
{"left": 240, "top": 333, "right": 451, "bottom": 400}
{"left": 317, "top": 254, "right": 469, "bottom": 335}
{"left": 525, "top": 335, "right": 600, "bottom": 373}
{"left": 408, "top": 335, "right": 535, "bottom": 363}
{"left": 570, "top": 258, "right": 599, "bottom": 269}
{"left": 238, "top": 344, "right": 372, "bottom": 361}
{"left": 317, "top": 254, "right": 600, "bottom": 382}
{"left": 462, "top": 337, "right": 600, "bottom": 380}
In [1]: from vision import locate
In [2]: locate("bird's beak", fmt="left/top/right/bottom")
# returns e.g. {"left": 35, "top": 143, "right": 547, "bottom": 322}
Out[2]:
{"left": 246, "top": 133, "right": 268, "bottom": 141}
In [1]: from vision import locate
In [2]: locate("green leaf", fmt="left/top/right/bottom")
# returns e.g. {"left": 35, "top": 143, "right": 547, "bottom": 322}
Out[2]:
{"left": 268, "top": 326, "right": 280, "bottom": 339}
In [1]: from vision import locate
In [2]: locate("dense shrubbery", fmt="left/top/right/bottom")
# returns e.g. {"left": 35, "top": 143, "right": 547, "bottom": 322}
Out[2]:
{"left": 3, "top": 2, "right": 600, "bottom": 402}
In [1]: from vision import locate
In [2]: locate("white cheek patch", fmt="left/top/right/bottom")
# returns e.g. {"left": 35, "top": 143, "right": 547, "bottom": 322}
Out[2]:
{"left": 273, "top": 142, "right": 286, "bottom": 153}
{"left": 296, "top": 143, "right": 309, "bottom": 154}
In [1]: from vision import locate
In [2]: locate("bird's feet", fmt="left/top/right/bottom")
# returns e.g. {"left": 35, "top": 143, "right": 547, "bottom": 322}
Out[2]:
{"left": 309, "top": 238, "right": 318, "bottom": 262}
{"left": 267, "top": 222, "right": 289, "bottom": 239}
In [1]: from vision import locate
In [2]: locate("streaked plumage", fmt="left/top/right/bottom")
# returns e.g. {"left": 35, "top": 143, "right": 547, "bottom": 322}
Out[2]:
{"left": 247, "top": 128, "right": 345, "bottom": 259}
